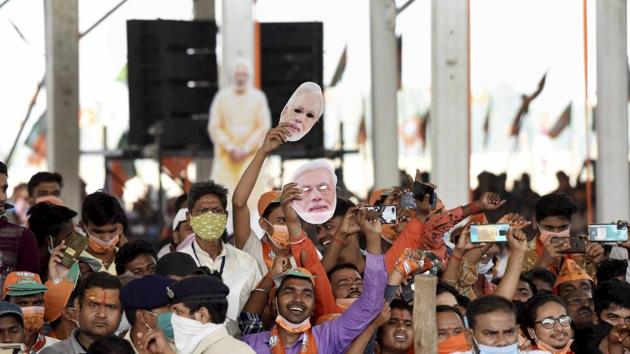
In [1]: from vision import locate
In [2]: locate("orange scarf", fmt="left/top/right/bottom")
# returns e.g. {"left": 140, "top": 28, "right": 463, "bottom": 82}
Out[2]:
{"left": 269, "top": 324, "right": 318, "bottom": 354}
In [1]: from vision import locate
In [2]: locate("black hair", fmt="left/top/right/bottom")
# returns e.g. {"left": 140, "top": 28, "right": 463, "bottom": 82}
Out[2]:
{"left": 436, "top": 305, "right": 465, "bottom": 325}
{"left": 27, "top": 202, "right": 77, "bottom": 247}
{"left": 332, "top": 198, "right": 356, "bottom": 218}
{"left": 182, "top": 297, "right": 228, "bottom": 324}
{"left": 114, "top": 240, "right": 157, "bottom": 275}
{"left": 174, "top": 194, "right": 188, "bottom": 211}
{"left": 527, "top": 267, "right": 557, "bottom": 292}
{"left": 261, "top": 202, "right": 281, "bottom": 220}
{"left": 456, "top": 294, "right": 471, "bottom": 310}
{"left": 327, "top": 263, "right": 361, "bottom": 281}
{"left": 187, "top": 181, "right": 228, "bottom": 211}
{"left": 81, "top": 191, "right": 126, "bottom": 226}
{"left": 467, "top": 295, "right": 517, "bottom": 330}
{"left": 519, "top": 273, "right": 538, "bottom": 296}
{"left": 77, "top": 272, "right": 122, "bottom": 307}
{"left": 594, "top": 279, "right": 630, "bottom": 316}
{"left": 391, "top": 298, "right": 413, "bottom": 314}
{"left": 436, "top": 282, "right": 461, "bottom": 299}
{"left": 534, "top": 193, "right": 577, "bottom": 222}
{"left": 0, "top": 161, "right": 6, "bottom": 176}
{"left": 521, "top": 294, "right": 567, "bottom": 342}
{"left": 27, "top": 172, "right": 63, "bottom": 197}
{"left": 87, "top": 334, "right": 134, "bottom": 354}
{"left": 596, "top": 259, "right": 628, "bottom": 284}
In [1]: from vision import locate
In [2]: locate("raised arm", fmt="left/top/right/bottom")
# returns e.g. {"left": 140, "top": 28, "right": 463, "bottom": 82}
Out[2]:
{"left": 321, "top": 207, "right": 361, "bottom": 272}
{"left": 280, "top": 182, "right": 303, "bottom": 239}
{"left": 232, "top": 124, "right": 290, "bottom": 248}
{"left": 494, "top": 228, "right": 528, "bottom": 300}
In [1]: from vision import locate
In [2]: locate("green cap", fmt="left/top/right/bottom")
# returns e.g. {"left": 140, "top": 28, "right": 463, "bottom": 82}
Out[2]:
{"left": 3, "top": 272, "right": 48, "bottom": 299}
{"left": 272, "top": 267, "right": 315, "bottom": 289}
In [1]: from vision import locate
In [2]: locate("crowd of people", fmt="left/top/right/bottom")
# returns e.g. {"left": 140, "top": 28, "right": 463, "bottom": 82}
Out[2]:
{"left": 0, "top": 122, "right": 629, "bottom": 354}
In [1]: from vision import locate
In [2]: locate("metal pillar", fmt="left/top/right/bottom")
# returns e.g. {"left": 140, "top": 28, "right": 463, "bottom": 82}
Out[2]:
{"left": 430, "top": 0, "right": 469, "bottom": 208}
{"left": 44, "top": 0, "right": 80, "bottom": 212}
{"left": 194, "top": 0, "right": 215, "bottom": 182}
{"left": 595, "top": 0, "right": 630, "bottom": 222}
{"left": 369, "top": 0, "right": 399, "bottom": 188}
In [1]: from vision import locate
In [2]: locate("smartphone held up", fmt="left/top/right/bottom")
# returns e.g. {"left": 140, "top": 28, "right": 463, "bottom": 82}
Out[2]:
{"left": 470, "top": 224, "right": 509, "bottom": 243}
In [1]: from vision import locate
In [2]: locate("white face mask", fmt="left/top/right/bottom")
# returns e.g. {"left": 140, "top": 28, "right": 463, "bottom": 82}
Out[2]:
{"left": 478, "top": 259, "right": 494, "bottom": 276}
{"left": 475, "top": 338, "right": 519, "bottom": 354}
{"left": 171, "top": 313, "right": 222, "bottom": 354}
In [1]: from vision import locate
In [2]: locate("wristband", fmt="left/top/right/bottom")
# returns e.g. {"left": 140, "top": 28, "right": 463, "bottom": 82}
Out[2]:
{"left": 252, "top": 288, "right": 269, "bottom": 294}
{"left": 450, "top": 253, "right": 463, "bottom": 262}
{"left": 469, "top": 202, "right": 482, "bottom": 213}
{"left": 290, "top": 236, "right": 307, "bottom": 245}
{"left": 333, "top": 237, "right": 346, "bottom": 246}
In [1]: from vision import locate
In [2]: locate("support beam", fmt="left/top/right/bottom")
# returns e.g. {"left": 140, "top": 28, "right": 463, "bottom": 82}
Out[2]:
{"left": 44, "top": 0, "right": 80, "bottom": 212}
{"left": 220, "top": 0, "right": 253, "bottom": 88}
{"left": 595, "top": 0, "right": 630, "bottom": 222}
{"left": 431, "top": 0, "right": 469, "bottom": 208}
{"left": 194, "top": 0, "right": 215, "bottom": 182}
{"left": 413, "top": 275, "right": 437, "bottom": 353}
{"left": 370, "top": 0, "right": 399, "bottom": 188}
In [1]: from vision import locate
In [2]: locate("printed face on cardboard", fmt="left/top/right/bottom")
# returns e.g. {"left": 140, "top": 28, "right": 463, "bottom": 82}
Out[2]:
{"left": 291, "top": 160, "right": 336, "bottom": 225}
{"left": 279, "top": 82, "right": 324, "bottom": 142}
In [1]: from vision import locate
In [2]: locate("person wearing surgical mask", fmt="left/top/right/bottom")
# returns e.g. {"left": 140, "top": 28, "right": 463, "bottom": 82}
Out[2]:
{"left": 522, "top": 294, "right": 574, "bottom": 354}
{"left": 3, "top": 271, "right": 59, "bottom": 353}
{"left": 166, "top": 276, "right": 254, "bottom": 354}
{"left": 452, "top": 295, "right": 547, "bottom": 354}
{"left": 119, "top": 275, "right": 175, "bottom": 353}
{"left": 523, "top": 194, "right": 605, "bottom": 275}
{"left": 179, "top": 181, "right": 261, "bottom": 334}
{"left": 232, "top": 124, "right": 296, "bottom": 276}
{"left": 79, "top": 192, "right": 127, "bottom": 275}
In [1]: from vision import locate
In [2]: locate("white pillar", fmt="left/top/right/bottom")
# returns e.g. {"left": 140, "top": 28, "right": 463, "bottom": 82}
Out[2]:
{"left": 430, "top": 0, "right": 469, "bottom": 208}
{"left": 44, "top": 0, "right": 80, "bottom": 212}
{"left": 596, "top": 0, "right": 630, "bottom": 222}
{"left": 220, "top": 0, "right": 253, "bottom": 88}
{"left": 369, "top": 0, "right": 399, "bottom": 188}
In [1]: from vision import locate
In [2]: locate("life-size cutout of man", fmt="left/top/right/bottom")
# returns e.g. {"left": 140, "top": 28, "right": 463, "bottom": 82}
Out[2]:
{"left": 207, "top": 59, "right": 271, "bottom": 232}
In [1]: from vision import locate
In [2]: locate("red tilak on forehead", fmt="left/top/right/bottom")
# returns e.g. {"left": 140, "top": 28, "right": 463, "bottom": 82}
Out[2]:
{"left": 86, "top": 290, "right": 117, "bottom": 305}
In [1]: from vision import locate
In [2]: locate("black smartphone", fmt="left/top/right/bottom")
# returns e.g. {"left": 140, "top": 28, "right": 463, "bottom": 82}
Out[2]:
{"left": 413, "top": 181, "right": 436, "bottom": 208}
{"left": 551, "top": 236, "right": 587, "bottom": 254}
{"left": 401, "top": 278, "right": 415, "bottom": 303}
{"left": 365, "top": 205, "right": 397, "bottom": 224}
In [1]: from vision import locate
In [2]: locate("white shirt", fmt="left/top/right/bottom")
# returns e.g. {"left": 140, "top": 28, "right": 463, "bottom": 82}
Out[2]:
{"left": 180, "top": 240, "right": 262, "bottom": 321}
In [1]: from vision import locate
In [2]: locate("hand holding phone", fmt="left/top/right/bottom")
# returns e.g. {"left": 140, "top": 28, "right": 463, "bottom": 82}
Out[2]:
{"left": 550, "top": 235, "right": 586, "bottom": 254}
{"left": 470, "top": 224, "right": 509, "bottom": 243}
{"left": 412, "top": 181, "right": 436, "bottom": 209}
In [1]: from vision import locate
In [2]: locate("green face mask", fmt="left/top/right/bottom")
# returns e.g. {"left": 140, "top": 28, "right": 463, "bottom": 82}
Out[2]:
{"left": 190, "top": 211, "right": 227, "bottom": 241}
{"left": 157, "top": 312, "right": 174, "bottom": 341}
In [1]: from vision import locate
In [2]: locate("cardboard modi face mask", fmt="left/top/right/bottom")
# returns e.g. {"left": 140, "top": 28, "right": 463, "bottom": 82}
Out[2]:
{"left": 291, "top": 159, "right": 337, "bottom": 225}
{"left": 279, "top": 82, "right": 324, "bottom": 142}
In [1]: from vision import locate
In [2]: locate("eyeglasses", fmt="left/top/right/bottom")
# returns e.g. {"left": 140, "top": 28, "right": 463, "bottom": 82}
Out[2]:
{"left": 566, "top": 297, "right": 594, "bottom": 307}
{"left": 536, "top": 315, "right": 572, "bottom": 329}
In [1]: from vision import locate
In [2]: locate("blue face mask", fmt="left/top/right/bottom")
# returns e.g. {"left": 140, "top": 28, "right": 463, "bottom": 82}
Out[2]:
{"left": 157, "top": 312, "right": 174, "bottom": 341}
{"left": 476, "top": 342, "right": 519, "bottom": 354}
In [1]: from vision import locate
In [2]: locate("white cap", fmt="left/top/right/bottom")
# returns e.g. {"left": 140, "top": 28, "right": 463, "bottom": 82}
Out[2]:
{"left": 172, "top": 208, "right": 188, "bottom": 231}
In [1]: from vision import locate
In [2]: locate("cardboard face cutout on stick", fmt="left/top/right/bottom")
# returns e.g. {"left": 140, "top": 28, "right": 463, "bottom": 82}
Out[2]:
{"left": 291, "top": 159, "right": 337, "bottom": 225}
{"left": 279, "top": 82, "right": 324, "bottom": 142}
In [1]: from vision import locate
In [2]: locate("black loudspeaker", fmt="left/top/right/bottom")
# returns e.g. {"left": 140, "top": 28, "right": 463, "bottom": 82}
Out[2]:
{"left": 127, "top": 20, "right": 218, "bottom": 151}
{"left": 260, "top": 22, "right": 324, "bottom": 158}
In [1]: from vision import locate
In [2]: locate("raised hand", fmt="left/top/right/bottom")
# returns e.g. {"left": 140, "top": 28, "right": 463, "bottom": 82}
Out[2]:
{"left": 280, "top": 183, "right": 303, "bottom": 238}
{"left": 585, "top": 242, "right": 606, "bottom": 265}
{"left": 337, "top": 206, "right": 361, "bottom": 238}
{"left": 260, "top": 123, "right": 291, "bottom": 154}
{"left": 138, "top": 330, "right": 176, "bottom": 354}
{"left": 497, "top": 212, "right": 531, "bottom": 230}
{"left": 455, "top": 227, "right": 484, "bottom": 253}
{"left": 357, "top": 207, "right": 382, "bottom": 238}
{"left": 507, "top": 228, "right": 529, "bottom": 254}
{"left": 477, "top": 192, "right": 506, "bottom": 212}
{"left": 269, "top": 255, "right": 290, "bottom": 278}
{"left": 48, "top": 241, "right": 70, "bottom": 282}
